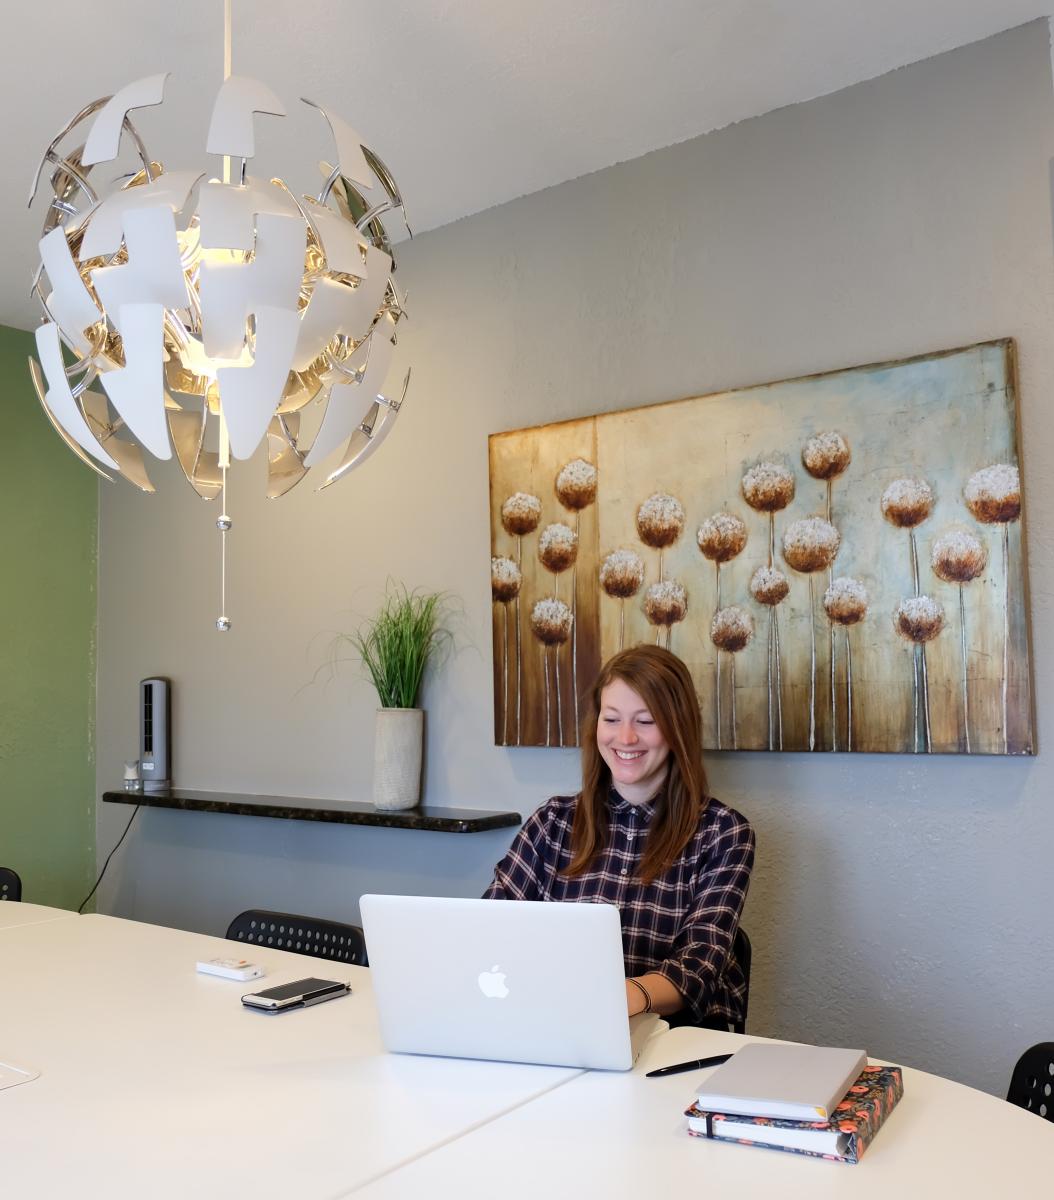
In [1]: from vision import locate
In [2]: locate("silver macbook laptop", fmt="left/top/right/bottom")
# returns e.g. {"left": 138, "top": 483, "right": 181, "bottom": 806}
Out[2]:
{"left": 359, "top": 894, "right": 660, "bottom": 1071}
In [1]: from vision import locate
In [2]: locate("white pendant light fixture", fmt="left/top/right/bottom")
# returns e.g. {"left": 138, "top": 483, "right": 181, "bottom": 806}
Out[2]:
{"left": 26, "top": 1, "right": 411, "bottom": 630}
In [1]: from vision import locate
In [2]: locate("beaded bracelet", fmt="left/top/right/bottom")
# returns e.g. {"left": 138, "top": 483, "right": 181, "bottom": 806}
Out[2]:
{"left": 628, "top": 977, "right": 653, "bottom": 1014}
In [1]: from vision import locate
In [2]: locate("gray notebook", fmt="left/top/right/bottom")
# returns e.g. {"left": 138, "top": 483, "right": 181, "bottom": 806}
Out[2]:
{"left": 694, "top": 1042, "right": 867, "bottom": 1121}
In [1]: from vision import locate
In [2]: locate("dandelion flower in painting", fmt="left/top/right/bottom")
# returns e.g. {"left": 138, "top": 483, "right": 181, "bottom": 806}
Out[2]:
{"left": 500, "top": 490, "right": 542, "bottom": 747}
{"left": 741, "top": 461, "right": 796, "bottom": 513}
{"left": 491, "top": 556, "right": 522, "bottom": 603}
{"left": 554, "top": 459, "right": 597, "bottom": 742}
{"left": 530, "top": 597, "right": 573, "bottom": 749}
{"left": 501, "top": 491, "right": 542, "bottom": 536}
{"left": 802, "top": 432, "right": 851, "bottom": 481}
{"left": 538, "top": 522, "right": 578, "bottom": 575}
{"left": 782, "top": 517, "right": 839, "bottom": 751}
{"left": 554, "top": 458, "right": 598, "bottom": 511}
{"left": 644, "top": 580, "right": 688, "bottom": 631}
{"left": 749, "top": 566, "right": 790, "bottom": 607}
{"left": 823, "top": 577, "right": 868, "bottom": 752}
{"left": 964, "top": 464, "right": 1020, "bottom": 525}
{"left": 600, "top": 549, "right": 645, "bottom": 598}
{"left": 696, "top": 513, "right": 748, "bottom": 563}
{"left": 963, "top": 463, "right": 1021, "bottom": 755}
{"left": 782, "top": 517, "right": 840, "bottom": 574}
{"left": 895, "top": 595, "right": 944, "bottom": 644}
{"left": 823, "top": 577, "right": 869, "bottom": 626}
{"left": 710, "top": 606, "right": 754, "bottom": 653}
{"left": 600, "top": 549, "right": 645, "bottom": 650}
{"left": 932, "top": 529, "right": 988, "bottom": 754}
{"left": 530, "top": 597, "right": 573, "bottom": 645}
{"left": 931, "top": 530, "right": 987, "bottom": 584}
{"left": 710, "top": 606, "right": 754, "bottom": 750}
{"left": 491, "top": 557, "right": 522, "bottom": 745}
{"left": 881, "top": 478, "right": 934, "bottom": 529}
{"left": 635, "top": 493, "right": 685, "bottom": 550}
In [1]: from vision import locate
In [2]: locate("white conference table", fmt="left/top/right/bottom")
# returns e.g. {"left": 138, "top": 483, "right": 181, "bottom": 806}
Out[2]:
{"left": 2, "top": 910, "right": 1052, "bottom": 1199}
{"left": 0, "top": 912, "right": 582, "bottom": 1199}
{"left": 355, "top": 1021, "right": 1054, "bottom": 1198}
{"left": 0, "top": 901, "right": 79, "bottom": 930}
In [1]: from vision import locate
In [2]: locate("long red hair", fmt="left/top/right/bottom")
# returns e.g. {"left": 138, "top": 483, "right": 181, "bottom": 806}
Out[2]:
{"left": 567, "top": 645, "right": 709, "bottom": 884}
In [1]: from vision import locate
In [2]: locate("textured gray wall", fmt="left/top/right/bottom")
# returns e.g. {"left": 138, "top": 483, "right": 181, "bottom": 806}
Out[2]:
{"left": 96, "top": 22, "right": 1054, "bottom": 1095}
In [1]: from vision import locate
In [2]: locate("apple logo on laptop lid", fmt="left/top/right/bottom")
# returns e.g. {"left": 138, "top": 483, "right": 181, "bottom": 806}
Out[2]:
{"left": 478, "top": 965, "right": 509, "bottom": 998}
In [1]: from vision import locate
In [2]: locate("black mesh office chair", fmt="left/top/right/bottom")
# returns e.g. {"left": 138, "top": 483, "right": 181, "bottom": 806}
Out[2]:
{"left": 0, "top": 867, "right": 22, "bottom": 902}
{"left": 1007, "top": 1043, "right": 1054, "bottom": 1122}
{"left": 225, "top": 910, "right": 367, "bottom": 965}
{"left": 667, "top": 925, "right": 751, "bottom": 1034}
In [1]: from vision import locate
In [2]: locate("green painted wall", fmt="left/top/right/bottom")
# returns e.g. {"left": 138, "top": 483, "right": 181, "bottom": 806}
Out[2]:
{"left": 0, "top": 324, "right": 96, "bottom": 907}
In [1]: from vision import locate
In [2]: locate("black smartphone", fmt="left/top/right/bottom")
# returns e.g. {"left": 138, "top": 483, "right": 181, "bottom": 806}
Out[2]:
{"left": 241, "top": 977, "right": 351, "bottom": 1012}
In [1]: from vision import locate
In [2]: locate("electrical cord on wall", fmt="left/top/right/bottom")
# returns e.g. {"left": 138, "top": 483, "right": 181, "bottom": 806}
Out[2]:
{"left": 77, "top": 805, "right": 140, "bottom": 914}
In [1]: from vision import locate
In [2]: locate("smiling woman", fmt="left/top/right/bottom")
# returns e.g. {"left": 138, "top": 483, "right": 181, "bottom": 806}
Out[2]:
{"left": 483, "top": 645, "right": 755, "bottom": 1030}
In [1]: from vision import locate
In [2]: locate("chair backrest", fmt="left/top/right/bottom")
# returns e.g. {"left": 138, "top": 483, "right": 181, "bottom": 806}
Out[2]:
{"left": 732, "top": 925, "right": 751, "bottom": 1035}
{"left": 225, "top": 910, "right": 367, "bottom": 965}
{"left": 1007, "top": 1042, "right": 1054, "bottom": 1121}
{"left": 0, "top": 867, "right": 22, "bottom": 902}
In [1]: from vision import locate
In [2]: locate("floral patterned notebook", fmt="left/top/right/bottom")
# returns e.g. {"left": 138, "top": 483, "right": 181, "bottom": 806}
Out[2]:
{"left": 685, "top": 1064, "right": 904, "bottom": 1164}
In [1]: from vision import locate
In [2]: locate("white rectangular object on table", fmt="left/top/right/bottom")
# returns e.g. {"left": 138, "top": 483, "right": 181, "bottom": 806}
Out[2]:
{"left": 693, "top": 1041, "right": 867, "bottom": 1120}
{"left": 360, "top": 894, "right": 657, "bottom": 1071}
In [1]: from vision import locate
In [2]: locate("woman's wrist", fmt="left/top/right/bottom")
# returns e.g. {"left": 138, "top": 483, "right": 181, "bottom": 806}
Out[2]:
{"left": 626, "top": 976, "right": 653, "bottom": 1016}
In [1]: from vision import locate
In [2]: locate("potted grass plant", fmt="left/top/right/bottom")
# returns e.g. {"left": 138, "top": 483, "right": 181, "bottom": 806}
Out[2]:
{"left": 344, "top": 582, "right": 452, "bottom": 810}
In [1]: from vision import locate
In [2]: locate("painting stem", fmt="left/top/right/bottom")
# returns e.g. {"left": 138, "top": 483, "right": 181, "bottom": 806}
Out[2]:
{"left": 774, "top": 607, "right": 784, "bottom": 750}
{"left": 766, "top": 611, "right": 774, "bottom": 752}
{"left": 555, "top": 645, "right": 564, "bottom": 747}
{"left": 715, "top": 651, "right": 723, "bottom": 751}
{"left": 808, "top": 574, "right": 817, "bottom": 752}
{"left": 515, "top": 536, "right": 523, "bottom": 746}
{"left": 845, "top": 628, "right": 854, "bottom": 752}
{"left": 730, "top": 654, "right": 738, "bottom": 751}
{"left": 1008, "top": 523, "right": 1013, "bottom": 753}
{"left": 502, "top": 603, "right": 509, "bottom": 745}
{"left": 912, "top": 644, "right": 921, "bottom": 753}
{"left": 572, "top": 512, "right": 579, "bottom": 744}
{"left": 619, "top": 600, "right": 625, "bottom": 651}
{"left": 768, "top": 513, "right": 775, "bottom": 569}
{"left": 542, "top": 645, "right": 551, "bottom": 749}
{"left": 959, "top": 584, "right": 971, "bottom": 754}
{"left": 910, "top": 530, "right": 920, "bottom": 597}
{"left": 921, "top": 644, "right": 932, "bottom": 753}
{"left": 829, "top": 568, "right": 836, "bottom": 752}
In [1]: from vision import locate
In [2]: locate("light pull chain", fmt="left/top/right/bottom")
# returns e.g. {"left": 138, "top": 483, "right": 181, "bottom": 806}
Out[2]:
{"left": 216, "top": 411, "right": 232, "bottom": 632}
{"left": 214, "top": 0, "right": 233, "bottom": 633}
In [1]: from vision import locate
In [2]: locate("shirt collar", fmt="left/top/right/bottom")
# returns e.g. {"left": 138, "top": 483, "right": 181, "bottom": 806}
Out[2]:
{"left": 609, "top": 785, "right": 660, "bottom": 822}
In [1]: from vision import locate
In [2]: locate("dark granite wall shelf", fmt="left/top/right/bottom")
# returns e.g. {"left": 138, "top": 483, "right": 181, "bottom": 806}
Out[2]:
{"left": 102, "top": 790, "right": 522, "bottom": 834}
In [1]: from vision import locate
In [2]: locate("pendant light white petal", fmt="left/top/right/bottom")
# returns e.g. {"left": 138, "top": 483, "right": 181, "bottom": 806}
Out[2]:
{"left": 217, "top": 306, "right": 300, "bottom": 459}
{"left": 33, "top": 321, "right": 118, "bottom": 468}
{"left": 82, "top": 74, "right": 169, "bottom": 166}
{"left": 80, "top": 170, "right": 202, "bottom": 259}
{"left": 300, "top": 197, "right": 368, "bottom": 275}
{"left": 207, "top": 76, "right": 286, "bottom": 159}
{"left": 38, "top": 227, "right": 103, "bottom": 354}
{"left": 91, "top": 205, "right": 188, "bottom": 317}
{"left": 198, "top": 177, "right": 300, "bottom": 251}
{"left": 302, "top": 99, "right": 373, "bottom": 192}
{"left": 199, "top": 211, "right": 305, "bottom": 359}
{"left": 320, "top": 400, "right": 399, "bottom": 489}
{"left": 97, "top": 304, "right": 172, "bottom": 459}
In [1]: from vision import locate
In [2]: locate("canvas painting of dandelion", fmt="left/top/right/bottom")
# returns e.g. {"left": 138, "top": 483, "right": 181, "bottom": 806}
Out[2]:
{"left": 489, "top": 339, "right": 1033, "bottom": 754}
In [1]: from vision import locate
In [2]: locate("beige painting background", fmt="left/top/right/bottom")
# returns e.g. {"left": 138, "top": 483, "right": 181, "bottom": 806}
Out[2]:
{"left": 490, "top": 340, "right": 1033, "bottom": 754}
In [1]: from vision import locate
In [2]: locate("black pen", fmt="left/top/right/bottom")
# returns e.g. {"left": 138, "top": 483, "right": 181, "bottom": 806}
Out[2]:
{"left": 645, "top": 1052, "right": 734, "bottom": 1078}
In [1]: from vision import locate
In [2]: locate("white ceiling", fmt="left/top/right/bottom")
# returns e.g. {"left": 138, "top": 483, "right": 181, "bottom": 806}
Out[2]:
{"left": 4, "top": 0, "right": 1051, "bottom": 330}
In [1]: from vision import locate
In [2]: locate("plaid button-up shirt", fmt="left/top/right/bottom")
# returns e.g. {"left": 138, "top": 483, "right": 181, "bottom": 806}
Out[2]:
{"left": 483, "top": 791, "right": 755, "bottom": 1026}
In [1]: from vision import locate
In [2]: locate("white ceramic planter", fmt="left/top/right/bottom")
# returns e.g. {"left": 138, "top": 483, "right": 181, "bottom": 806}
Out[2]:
{"left": 373, "top": 707, "right": 424, "bottom": 810}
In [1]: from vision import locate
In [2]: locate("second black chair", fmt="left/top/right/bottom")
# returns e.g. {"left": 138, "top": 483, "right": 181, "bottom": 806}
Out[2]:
{"left": 1007, "top": 1042, "right": 1054, "bottom": 1122}
{"left": 0, "top": 867, "right": 22, "bottom": 902}
{"left": 226, "top": 910, "right": 367, "bottom": 965}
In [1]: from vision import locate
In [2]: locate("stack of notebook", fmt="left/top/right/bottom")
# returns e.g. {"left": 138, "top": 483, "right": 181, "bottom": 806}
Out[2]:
{"left": 684, "top": 1043, "right": 903, "bottom": 1164}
